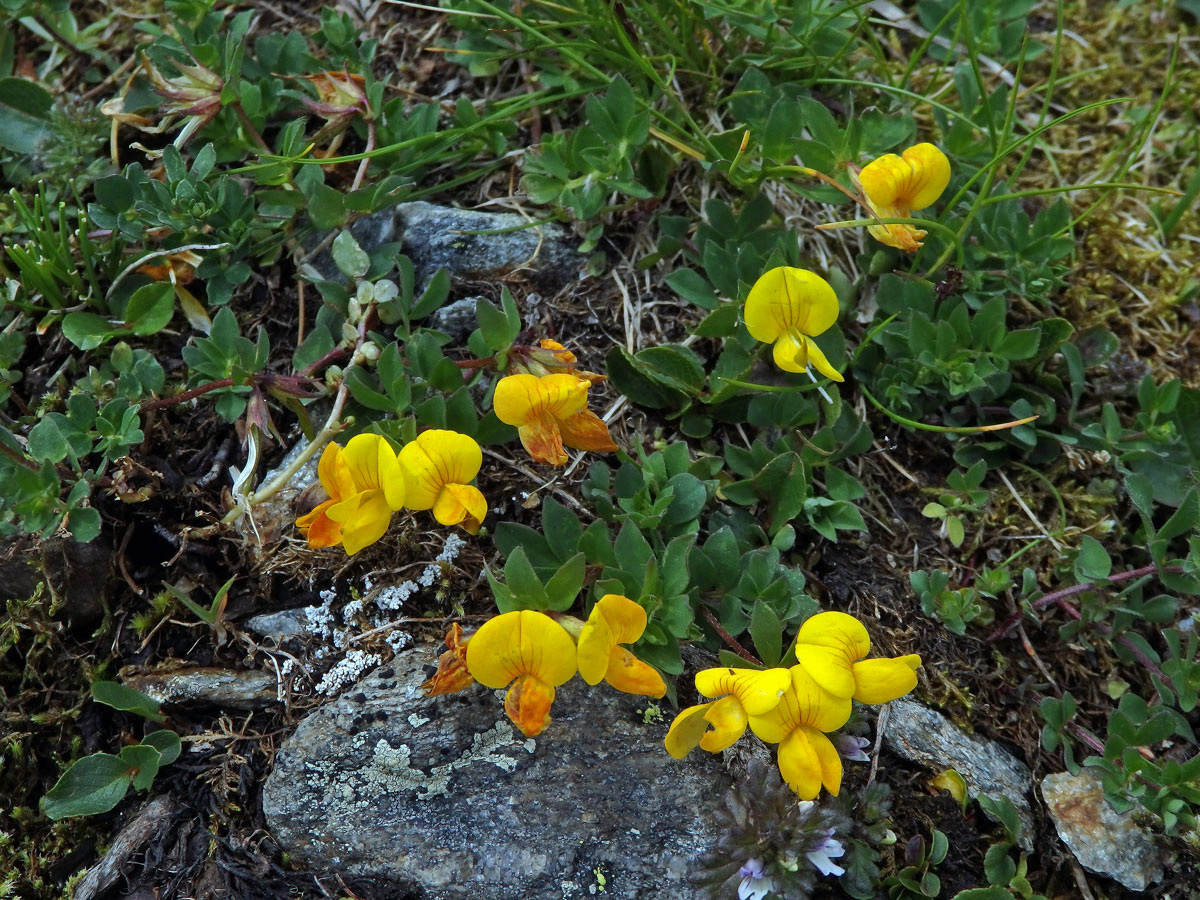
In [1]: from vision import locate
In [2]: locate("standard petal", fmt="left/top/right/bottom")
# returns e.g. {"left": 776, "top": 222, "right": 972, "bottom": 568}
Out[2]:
{"left": 295, "top": 498, "right": 342, "bottom": 548}
{"left": 743, "top": 267, "right": 793, "bottom": 341}
{"left": 432, "top": 483, "right": 488, "bottom": 534}
{"left": 577, "top": 594, "right": 648, "bottom": 685}
{"left": 494, "top": 373, "right": 588, "bottom": 426}
{"left": 399, "top": 430, "right": 481, "bottom": 510}
{"left": 465, "top": 610, "right": 578, "bottom": 690}
{"left": 517, "top": 415, "right": 569, "bottom": 466}
{"left": 794, "top": 611, "right": 871, "bottom": 698}
{"left": 339, "top": 433, "right": 389, "bottom": 492}
{"left": 664, "top": 703, "right": 713, "bottom": 759}
{"left": 603, "top": 646, "right": 666, "bottom": 698}
{"left": 857, "top": 152, "right": 909, "bottom": 211}
{"left": 505, "top": 673, "right": 557, "bottom": 736}
{"left": 852, "top": 654, "right": 921, "bottom": 704}
{"left": 329, "top": 489, "right": 393, "bottom": 555}
{"left": 699, "top": 694, "right": 750, "bottom": 753}
{"left": 558, "top": 408, "right": 619, "bottom": 453}
{"left": 900, "top": 143, "right": 951, "bottom": 211}
{"left": 790, "top": 665, "right": 853, "bottom": 733}
{"left": 803, "top": 336, "right": 845, "bottom": 383}
{"left": 777, "top": 727, "right": 824, "bottom": 800}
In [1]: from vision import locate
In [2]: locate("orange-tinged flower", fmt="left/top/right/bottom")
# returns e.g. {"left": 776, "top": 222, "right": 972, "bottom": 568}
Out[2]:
{"left": 140, "top": 54, "right": 225, "bottom": 148}
{"left": 664, "top": 666, "right": 792, "bottom": 759}
{"left": 398, "top": 430, "right": 488, "bottom": 534}
{"left": 747, "top": 665, "right": 853, "bottom": 799}
{"left": 295, "top": 433, "right": 406, "bottom": 555}
{"left": 743, "top": 267, "right": 843, "bottom": 382}
{"left": 854, "top": 143, "right": 951, "bottom": 252}
{"left": 512, "top": 340, "right": 606, "bottom": 384}
{"left": 465, "top": 610, "right": 578, "bottom": 736}
{"left": 576, "top": 594, "right": 665, "bottom": 697}
{"left": 493, "top": 373, "right": 617, "bottom": 466}
{"left": 421, "top": 623, "right": 475, "bottom": 696}
{"left": 793, "top": 611, "right": 921, "bottom": 704}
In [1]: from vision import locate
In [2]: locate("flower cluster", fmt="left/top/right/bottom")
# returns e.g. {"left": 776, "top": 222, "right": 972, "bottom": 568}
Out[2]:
{"left": 295, "top": 429, "right": 486, "bottom": 555}
{"left": 422, "top": 594, "right": 665, "bottom": 736}
{"left": 665, "top": 612, "right": 920, "bottom": 800}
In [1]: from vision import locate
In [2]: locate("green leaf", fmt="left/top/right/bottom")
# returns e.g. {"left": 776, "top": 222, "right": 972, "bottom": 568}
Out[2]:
{"left": 142, "top": 729, "right": 181, "bottom": 766}
{"left": 67, "top": 507, "right": 101, "bottom": 543}
{"left": 632, "top": 345, "right": 706, "bottom": 395}
{"left": 123, "top": 283, "right": 175, "bottom": 336}
{"left": 43, "top": 753, "right": 134, "bottom": 819}
{"left": 666, "top": 268, "right": 720, "bottom": 310}
{"left": 542, "top": 496, "right": 583, "bottom": 563}
{"left": 0, "top": 76, "right": 53, "bottom": 154}
{"left": 749, "top": 600, "right": 783, "bottom": 666}
{"left": 91, "top": 681, "right": 165, "bottom": 722}
{"left": 62, "top": 311, "right": 118, "bottom": 350}
{"left": 410, "top": 268, "right": 450, "bottom": 319}
{"left": 306, "top": 182, "right": 346, "bottom": 230}
{"left": 1075, "top": 535, "right": 1111, "bottom": 581}
{"left": 119, "top": 743, "right": 162, "bottom": 791}
{"left": 504, "top": 547, "right": 550, "bottom": 609}
{"left": 331, "top": 230, "right": 370, "bottom": 279}
{"left": 94, "top": 174, "right": 134, "bottom": 212}
{"left": 544, "top": 552, "right": 585, "bottom": 611}
{"left": 27, "top": 416, "right": 72, "bottom": 463}
{"left": 476, "top": 297, "right": 518, "bottom": 351}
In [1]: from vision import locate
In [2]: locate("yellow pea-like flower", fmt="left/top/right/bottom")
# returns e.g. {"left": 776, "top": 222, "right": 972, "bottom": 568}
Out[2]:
{"left": 743, "top": 267, "right": 843, "bottom": 381}
{"left": 398, "top": 429, "right": 488, "bottom": 534}
{"left": 856, "top": 142, "right": 951, "bottom": 252}
{"left": 747, "top": 665, "right": 854, "bottom": 800}
{"left": 493, "top": 373, "right": 618, "bottom": 466}
{"left": 793, "top": 611, "right": 921, "bottom": 704}
{"left": 664, "top": 666, "right": 792, "bottom": 759}
{"left": 576, "top": 594, "right": 665, "bottom": 698}
{"left": 465, "top": 610, "right": 578, "bottom": 736}
{"left": 294, "top": 433, "right": 406, "bottom": 555}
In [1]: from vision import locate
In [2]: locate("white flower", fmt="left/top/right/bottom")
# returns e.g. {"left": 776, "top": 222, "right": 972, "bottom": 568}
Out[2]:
{"left": 737, "top": 858, "right": 774, "bottom": 900}
{"left": 806, "top": 832, "right": 846, "bottom": 877}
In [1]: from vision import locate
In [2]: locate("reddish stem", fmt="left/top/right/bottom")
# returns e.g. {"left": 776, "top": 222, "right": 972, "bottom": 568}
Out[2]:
{"left": 139, "top": 377, "right": 235, "bottom": 412}
{"left": 454, "top": 357, "right": 496, "bottom": 370}
{"left": 700, "top": 607, "right": 762, "bottom": 666}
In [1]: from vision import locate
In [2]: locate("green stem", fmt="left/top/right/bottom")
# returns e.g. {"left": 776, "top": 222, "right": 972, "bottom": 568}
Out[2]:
{"left": 859, "top": 384, "right": 1037, "bottom": 434}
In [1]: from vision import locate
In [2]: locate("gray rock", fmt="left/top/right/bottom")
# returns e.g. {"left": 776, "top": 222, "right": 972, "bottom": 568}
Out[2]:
{"left": 428, "top": 296, "right": 481, "bottom": 342}
{"left": 1042, "top": 770, "right": 1165, "bottom": 891}
{"left": 396, "top": 200, "right": 577, "bottom": 290}
{"left": 883, "top": 699, "right": 1035, "bottom": 847}
{"left": 243, "top": 608, "right": 314, "bottom": 642}
{"left": 309, "top": 202, "right": 578, "bottom": 293}
{"left": 122, "top": 666, "right": 279, "bottom": 710}
{"left": 263, "top": 652, "right": 730, "bottom": 899}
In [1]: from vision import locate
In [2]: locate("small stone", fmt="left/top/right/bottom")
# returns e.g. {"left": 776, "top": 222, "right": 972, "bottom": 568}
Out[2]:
{"left": 1042, "top": 769, "right": 1165, "bottom": 891}
{"left": 122, "top": 666, "right": 279, "bottom": 710}
{"left": 243, "top": 608, "right": 313, "bottom": 642}
{"left": 428, "top": 296, "right": 481, "bottom": 343}
{"left": 263, "top": 652, "right": 728, "bottom": 898}
{"left": 883, "top": 699, "right": 1035, "bottom": 848}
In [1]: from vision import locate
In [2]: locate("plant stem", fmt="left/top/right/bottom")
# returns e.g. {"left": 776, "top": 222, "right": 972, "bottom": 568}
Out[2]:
{"left": 859, "top": 384, "right": 1037, "bottom": 434}
{"left": 139, "top": 377, "right": 235, "bottom": 412}
{"left": 700, "top": 607, "right": 762, "bottom": 666}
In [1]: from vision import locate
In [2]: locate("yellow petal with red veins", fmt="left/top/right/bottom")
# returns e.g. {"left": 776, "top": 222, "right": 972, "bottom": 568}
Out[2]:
{"left": 517, "top": 415, "right": 568, "bottom": 466}
{"left": 399, "top": 430, "right": 483, "bottom": 511}
{"left": 493, "top": 373, "right": 588, "bottom": 427}
{"left": 340, "top": 433, "right": 406, "bottom": 510}
{"left": 317, "top": 441, "right": 355, "bottom": 503}
{"left": 698, "top": 694, "right": 749, "bottom": 753}
{"left": 327, "top": 489, "right": 393, "bottom": 555}
{"left": 432, "top": 482, "right": 488, "bottom": 534}
{"left": 603, "top": 646, "right": 666, "bottom": 697}
{"left": 465, "top": 610, "right": 578, "bottom": 690}
{"left": 295, "top": 498, "right": 342, "bottom": 548}
{"left": 852, "top": 654, "right": 921, "bottom": 704}
{"left": 577, "top": 594, "right": 648, "bottom": 685}
{"left": 695, "top": 666, "right": 792, "bottom": 716}
{"left": 778, "top": 726, "right": 842, "bottom": 799}
{"left": 504, "top": 673, "right": 557, "bottom": 736}
{"left": 790, "top": 664, "right": 854, "bottom": 733}
{"left": 664, "top": 702, "right": 713, "bottom": 759}
{"left": 744, "top": 267, "right": 839, "bottom": 343}
{"left": 794, "top": 612, "right": 871, "bottom": 699}
{"left": 558, "top": 408, "right": 618, "bottom": 453}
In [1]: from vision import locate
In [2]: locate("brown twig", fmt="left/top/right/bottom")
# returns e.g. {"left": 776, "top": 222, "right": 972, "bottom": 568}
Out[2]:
{"left": 700, "top": 606, "right": 761, "bottom": 665}
{"left": 139, "top": 377, "right": 235, "bottom": 412}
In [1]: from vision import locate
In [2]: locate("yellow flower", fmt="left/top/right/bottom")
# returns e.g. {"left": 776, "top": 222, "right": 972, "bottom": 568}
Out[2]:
{"left": 398, "top": 429, "right": 488, "bottom": 534}
{"left": 856, "top": 143, "right": 951, "bottom": 252}
{"left": 576, "top": 594, "right": 666, "bottom": 698}
{"left": 493, "top": 373, "right": 618, "bottom": 466}
{"left": 295, "top": 433, "right": 405, "bottom": 555}
{"left": 793, "top": 611, "right": 921, "bottom": 704}
{"left": 664, "top": 666, "right": 792, "bottom": 759}
{"left": 465, "top": 610, "right": 578, "bottom": 736}
{"left": 747, "top": 665, "right": 853, "bottom": 800}
{"left": 743, "top": 267, "right": 843, "bottom": 381}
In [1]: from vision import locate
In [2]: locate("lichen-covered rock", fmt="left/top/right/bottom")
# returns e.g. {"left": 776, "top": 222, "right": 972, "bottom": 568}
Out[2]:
{"left": 122, "top": 666, "right": 279, "bottom": 710}
{"left": 1042, "top": 769, "right": 1165, "bottom": 891}
{"left": 883, "top": 699, "right": 1035, "bottom": 847}
{"left": 262, "top": 652, "right": 730, "bottom": 899}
